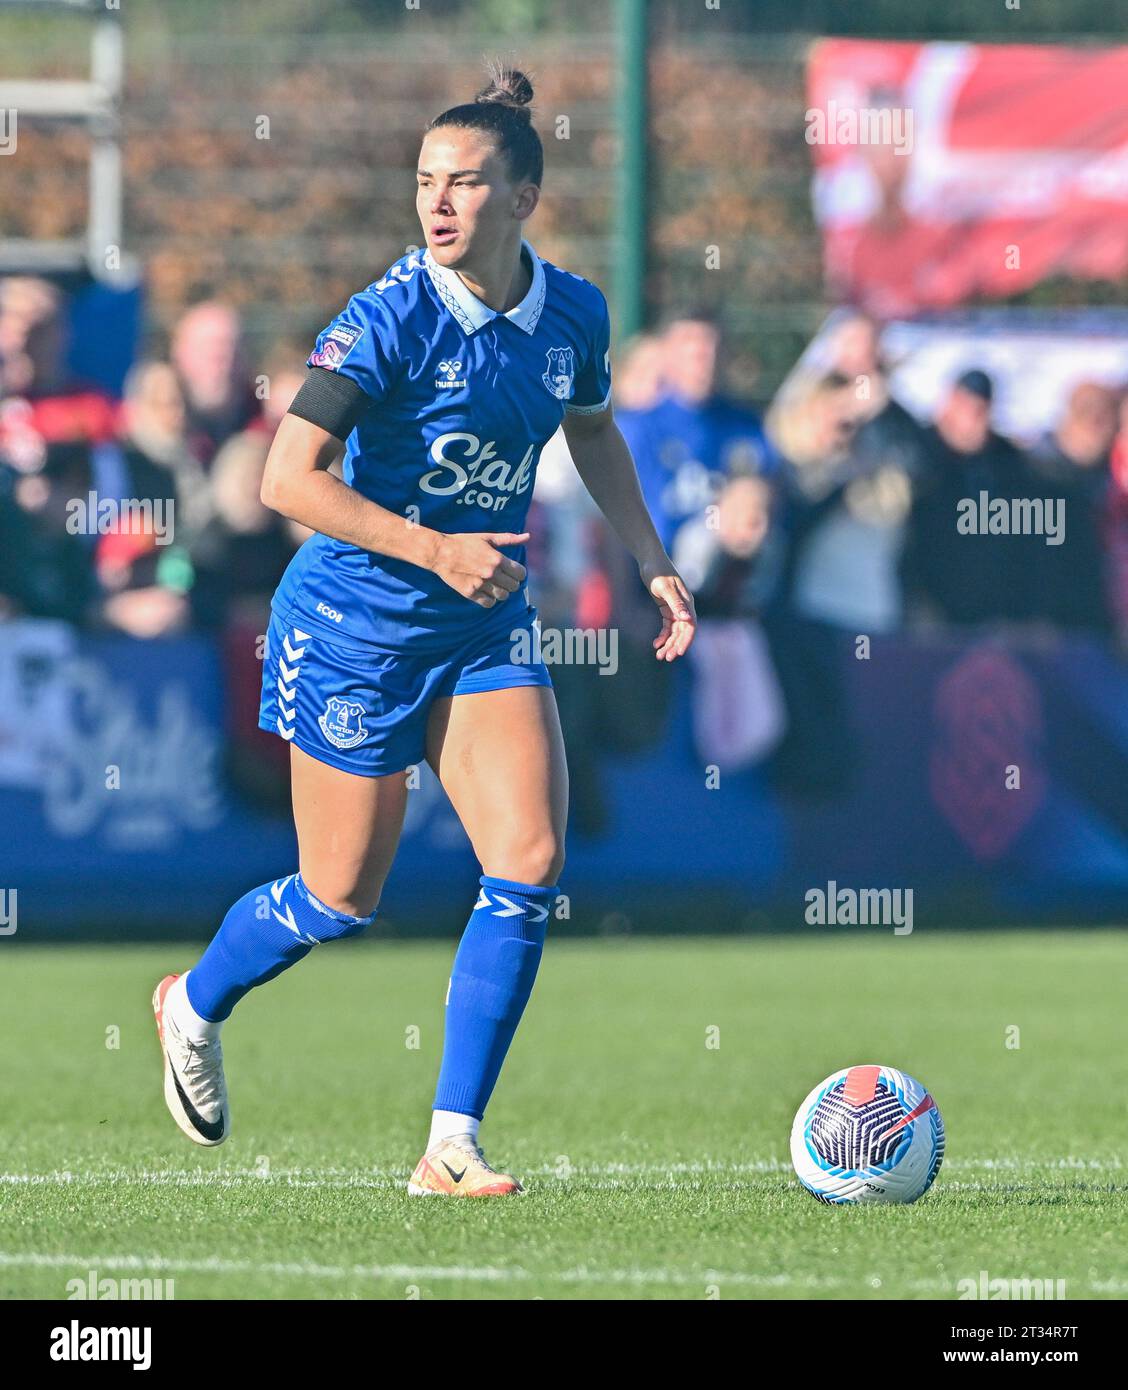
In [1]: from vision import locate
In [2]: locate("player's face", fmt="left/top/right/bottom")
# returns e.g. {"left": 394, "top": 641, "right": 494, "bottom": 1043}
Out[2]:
{"left": 416, "top": 127, "right": 527, "bottom": 267}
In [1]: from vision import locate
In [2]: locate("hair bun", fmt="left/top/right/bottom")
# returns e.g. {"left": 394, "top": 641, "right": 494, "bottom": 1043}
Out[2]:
{"left": 475, "top": 63, "right": 534, "bottom": 119}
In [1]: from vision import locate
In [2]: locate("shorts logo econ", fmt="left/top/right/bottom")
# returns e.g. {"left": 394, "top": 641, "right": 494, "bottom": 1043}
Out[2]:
{"left": 318, "top": 697, "right": 367, "bottom": 750}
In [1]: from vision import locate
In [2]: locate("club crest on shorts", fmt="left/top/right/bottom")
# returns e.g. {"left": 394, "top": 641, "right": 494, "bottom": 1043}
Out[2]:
{"left": 318, "top": 697, "right": 367, "bottom": 750}
{"left": 542, "top": 346, "right": 575, "bottom": 401}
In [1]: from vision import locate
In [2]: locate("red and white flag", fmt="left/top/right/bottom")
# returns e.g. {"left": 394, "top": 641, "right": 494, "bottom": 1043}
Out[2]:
{"left": 806, "top": 39, "right": 1128, "bottom": 316}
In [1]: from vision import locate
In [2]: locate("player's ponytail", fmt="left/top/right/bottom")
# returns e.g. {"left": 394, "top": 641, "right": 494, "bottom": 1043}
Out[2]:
{"left": 426, "top": 60, "right": 543, "bottom": 186}
{"left": 474, "top": 64, "right": 535, "bottom": 121}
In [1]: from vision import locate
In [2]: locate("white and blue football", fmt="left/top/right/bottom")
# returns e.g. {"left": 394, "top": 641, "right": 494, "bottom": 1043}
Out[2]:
{"left": 790, "top": 1064, "right": 945, "bottom": 1204}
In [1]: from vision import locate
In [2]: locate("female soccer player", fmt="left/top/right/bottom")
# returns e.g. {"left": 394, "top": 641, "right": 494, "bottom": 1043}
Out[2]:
{"left": 152, "top": 65, "right": 696, "bottom": 1196}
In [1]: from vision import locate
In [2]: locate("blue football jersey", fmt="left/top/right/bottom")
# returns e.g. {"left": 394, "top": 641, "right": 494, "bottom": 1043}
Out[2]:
{"left": 271, "top": 240, "right": 612, "bottom": 653}
{"left": 618, "top": 394, "right": 775, "bottom": 551}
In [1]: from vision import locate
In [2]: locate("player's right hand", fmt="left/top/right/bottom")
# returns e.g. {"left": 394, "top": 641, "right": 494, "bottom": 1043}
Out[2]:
{"left": 429, "top": 531, "right": 529, "bottom": 608}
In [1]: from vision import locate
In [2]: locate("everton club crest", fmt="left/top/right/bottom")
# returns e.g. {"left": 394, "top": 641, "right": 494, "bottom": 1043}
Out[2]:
{"left": 318, "top": 697, "right": 367, "bottom": 750}
{"left": 542, "top": 346, "right": 575, "bottom": 401}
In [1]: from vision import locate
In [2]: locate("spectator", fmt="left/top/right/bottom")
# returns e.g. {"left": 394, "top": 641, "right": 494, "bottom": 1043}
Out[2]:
{"left": 98, "top": 537, "right": 193, "bottom": 639}
{"left": 901, "top": 369, "right": 1042, "bottom": 628}
{"left": 0, "top": 277, "right": 119, "bottom": 481}
{"left": 1, "top": 276, "right": 67, "bottom": 398}
{"left": 674, "top": 475, "right": 788, "bottom": 772}
{"left": 170, "top": 300, "right": 258, "bottom": 466}
{"left": 768, "top": 370, "right": 856, "bottom": 496}
{"left": 119, "top": 360, "right": 212, "bottom": 544}
{"left": 617, "top": 312, "right": 774, "bottom": 552}
{"left": 760, "top": 373, "right": 860, "bottom": 797}
{"left": 247, "top": 342, "right": 309, "bottom": 438}
{"left": 769, "top": 317, "right": 929, "bottom": 634}
{"left": 612, "top": 332, "right": 665, "bottom": 413}
{"left": 1028, "top": 381, "right": 1117, "bottom": 635}
{"left": 88, "top": 361, "right": 211, "bottom": 639}
{"left": 674, "top": 474, "right": 783, "bottom": 621}
{"left": 188, "top": 431, "right": 299, "bottom": 629}
{"left": 826, "top": 313, "right": 929, "bottom": 479}
{"left": 0, "top": 441, "right": 100, "bottom": 624}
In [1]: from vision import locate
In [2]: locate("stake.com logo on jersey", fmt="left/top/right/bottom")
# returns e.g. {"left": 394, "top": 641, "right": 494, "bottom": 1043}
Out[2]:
{"left": 419, "top": 432, "right": 534, "bottom": 512}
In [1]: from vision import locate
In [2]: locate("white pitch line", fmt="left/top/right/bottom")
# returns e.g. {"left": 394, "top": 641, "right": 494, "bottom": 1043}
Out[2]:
{"left": 0, "top": 1156, "right": 1121, "bottom": 1190}
{"left": 0, "top": 1172, "right": 398, "bottom": 1190}
{"left": 0, "top": 1252, "right": 1120, "bottom": 1295}
{"left": 0, "top": 1251, "right": 880, "bottom": 1289}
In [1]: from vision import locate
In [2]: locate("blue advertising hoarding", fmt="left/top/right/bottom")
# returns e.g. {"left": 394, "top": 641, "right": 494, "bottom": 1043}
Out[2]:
{"left": 1, "top": 619, "right": 1126, "bottom": 936}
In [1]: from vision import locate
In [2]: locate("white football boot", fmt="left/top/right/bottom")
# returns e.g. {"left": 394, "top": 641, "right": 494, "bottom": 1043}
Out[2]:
{"left": 152, "top": 974, "right": 229, "bottom": 1146}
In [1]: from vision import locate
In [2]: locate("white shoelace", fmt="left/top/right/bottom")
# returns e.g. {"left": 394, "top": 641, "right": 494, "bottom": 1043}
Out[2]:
{"left": 446, "top": 1134, "right": 494, "bottom": 1170}
{"left": 176, "top": 1035, "right": 225, "bottom": 1110}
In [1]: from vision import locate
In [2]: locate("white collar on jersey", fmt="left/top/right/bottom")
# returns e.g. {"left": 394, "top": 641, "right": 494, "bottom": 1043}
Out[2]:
{"left": 423, "top": 238, "right": 546, "bottom": 336}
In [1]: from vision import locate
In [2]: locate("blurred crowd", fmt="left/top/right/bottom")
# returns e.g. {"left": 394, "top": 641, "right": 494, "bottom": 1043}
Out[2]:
{"left": 756, "top": 313, "right": 1127, "bottom": 642}
{"left": 4, "top": 276, "right": 1128, "bottom": 814}
{"left": 0, "top": 276, "right": 311, "bottom": 637}
{"left": 540, "top": 308, "right": 1128, "bottom": 808}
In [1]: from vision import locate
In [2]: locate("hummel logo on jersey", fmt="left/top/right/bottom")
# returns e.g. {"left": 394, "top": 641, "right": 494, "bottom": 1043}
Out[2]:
{"left": 435, "top": 359, "right": 467, "bottom": 390}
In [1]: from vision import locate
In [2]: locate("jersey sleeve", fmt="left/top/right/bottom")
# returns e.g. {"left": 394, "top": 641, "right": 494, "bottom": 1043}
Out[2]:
{"left": 307, "top": 292, "right": 399, "bottom": 404}
{"left": 565, "top": 288, "right": 612, "bottom": 415}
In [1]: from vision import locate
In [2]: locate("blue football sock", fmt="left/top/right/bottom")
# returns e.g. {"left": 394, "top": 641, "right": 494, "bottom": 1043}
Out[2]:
{"left": 432, "top": 874, "right": 554, "bottom": 1122}
{"left": 186, "top": 873, "right": 377, "bottom": 1022}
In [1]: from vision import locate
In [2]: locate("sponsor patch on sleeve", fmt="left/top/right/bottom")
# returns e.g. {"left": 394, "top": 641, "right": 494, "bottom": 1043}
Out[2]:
{"left": 309, "top": 322, "right": 364, "bottom": 371}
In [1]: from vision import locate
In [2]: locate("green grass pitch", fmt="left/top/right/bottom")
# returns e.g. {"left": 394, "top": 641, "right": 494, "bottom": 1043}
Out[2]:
{"left": 1, "top": 930, "right": 1125, "bottom": 1300}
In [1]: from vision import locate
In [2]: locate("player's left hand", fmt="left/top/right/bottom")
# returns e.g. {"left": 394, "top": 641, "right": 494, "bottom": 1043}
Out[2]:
{"left": 641, "top": 563, "right": 697, "bottom": 662}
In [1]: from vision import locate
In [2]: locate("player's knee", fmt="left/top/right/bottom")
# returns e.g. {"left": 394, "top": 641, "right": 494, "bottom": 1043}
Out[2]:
{"left": 492, "top": 830, "right": 564, "bottom": 887}
{"left": 297, "top": 872, "right": 380, "bottom": 925}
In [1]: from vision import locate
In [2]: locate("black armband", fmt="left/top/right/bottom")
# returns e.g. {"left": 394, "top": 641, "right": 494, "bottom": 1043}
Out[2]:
{"left": 287, "top": 367, "right": 369, "bottom": 441}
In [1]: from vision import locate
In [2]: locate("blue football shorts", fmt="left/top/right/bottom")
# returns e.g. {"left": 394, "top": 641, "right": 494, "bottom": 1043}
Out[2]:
{"left": 259, "top": 604, "right": 552, "bottom": 776}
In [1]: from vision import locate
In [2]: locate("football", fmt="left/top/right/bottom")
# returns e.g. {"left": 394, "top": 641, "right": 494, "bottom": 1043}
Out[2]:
{"left": 790, "top": 1064, "right": 945, "bottom": 1204}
